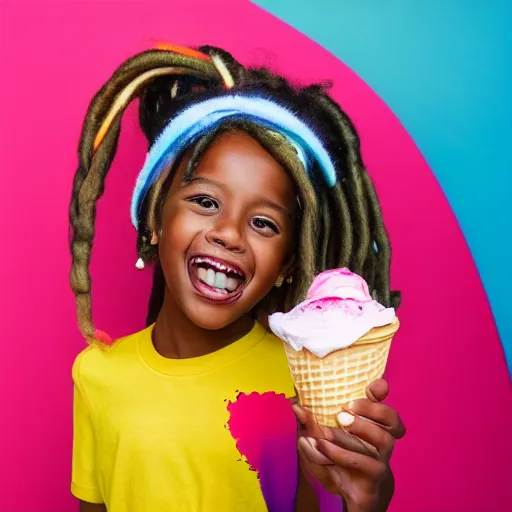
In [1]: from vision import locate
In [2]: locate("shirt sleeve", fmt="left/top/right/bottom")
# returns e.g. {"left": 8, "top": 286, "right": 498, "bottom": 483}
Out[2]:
{"left": 71, "top": 354, "right": 104, "bottom": 504}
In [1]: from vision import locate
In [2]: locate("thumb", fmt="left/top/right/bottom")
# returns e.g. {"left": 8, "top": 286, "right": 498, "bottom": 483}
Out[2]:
{"left": 366, "top": 379, "right": 389, "bottom": 402}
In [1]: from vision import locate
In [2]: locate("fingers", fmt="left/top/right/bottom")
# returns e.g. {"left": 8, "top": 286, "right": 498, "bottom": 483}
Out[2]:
{"left": 316, "top": 438, "right": 387, "bottom": 480}
{"left": 346, "top": 400, "right": 406, "bottom": 440}
{"left": 297, "top": 437, "right": 333, "bottom": 466}
{"left": 292, "top": 403, "right": 325, "bottom": 439}
{"left": 366, "top": 379, "right": 389, "bottom": 402}
{"left": 336, "top": 412, "right": 394, "bottom": 458}
{"left": 330, "top": 426, "right": 380, "bottom": 458}
{"left": 295, "top": 409, "right": 381, "bottom": 458}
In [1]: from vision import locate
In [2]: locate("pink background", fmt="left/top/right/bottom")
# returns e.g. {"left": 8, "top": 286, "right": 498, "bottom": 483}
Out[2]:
{"left": 1, "top": 1, "right": 511, "bottom": 511}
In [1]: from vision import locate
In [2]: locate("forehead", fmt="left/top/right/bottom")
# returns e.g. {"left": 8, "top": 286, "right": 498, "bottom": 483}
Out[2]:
{"left": 186, "top": 130, "right": 297, "bottom": 205}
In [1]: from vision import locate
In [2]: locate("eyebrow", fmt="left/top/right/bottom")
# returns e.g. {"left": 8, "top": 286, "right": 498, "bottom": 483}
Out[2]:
{"left": 183, "top": 176, "right": 293, "bottom": 217}
{"left": 257, "top": 198, "right": 293, "bottom": 218}
{"left": 183, "top": 176, "right": 225, "bottom": 188}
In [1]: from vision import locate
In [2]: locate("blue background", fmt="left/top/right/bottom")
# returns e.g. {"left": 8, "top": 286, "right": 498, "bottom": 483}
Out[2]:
{"left": 255, "top": 0, "right": 512, "bottom": 372}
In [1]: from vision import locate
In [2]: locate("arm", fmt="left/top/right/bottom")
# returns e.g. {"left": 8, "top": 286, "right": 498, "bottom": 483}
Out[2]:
{"left": 375, "top": 472, "right": 395, "bottom": 512}
{"left": 295, "top": 469, "right": 394, "bottom": 512}
{"left": 295, "top": 465, "right": 321, "bottom": 512}
{"left": 72, "top": 358, "right": 104, "bottom": 507}
{"left": 79, "top": 501, "right": 107, "bottom": 512}
{"left": 342, "top": 472, "right": 394, "bottom": 512}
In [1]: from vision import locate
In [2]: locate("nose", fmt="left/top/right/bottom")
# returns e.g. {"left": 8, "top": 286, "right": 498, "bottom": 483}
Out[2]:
{"left": 205, "top": 214, "right": 246, "bottom": 253}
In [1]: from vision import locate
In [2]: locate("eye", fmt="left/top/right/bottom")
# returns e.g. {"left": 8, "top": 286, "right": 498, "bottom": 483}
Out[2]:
{"left": 251, "top": 216, "right": 279, "bottom": 234}
{"left": 190, "top": 196, "right": 219, "bottom": 210}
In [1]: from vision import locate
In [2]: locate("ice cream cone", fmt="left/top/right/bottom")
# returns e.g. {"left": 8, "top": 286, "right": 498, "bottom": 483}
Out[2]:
{"left": 284, "top": 317, "right": 400, "bottom": 427}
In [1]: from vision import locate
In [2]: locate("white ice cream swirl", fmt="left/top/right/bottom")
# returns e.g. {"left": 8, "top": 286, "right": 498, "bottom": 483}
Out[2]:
{"left": 268, "top": 268, "right": 396, "bottom": 358}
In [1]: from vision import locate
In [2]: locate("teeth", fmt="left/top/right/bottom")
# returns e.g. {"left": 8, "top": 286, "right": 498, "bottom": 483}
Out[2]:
{"left": 197, "top": 267, "right": 207, "bottom": 282}
{"left": 214, "top": 272, "right": 227, "bottom": 289}
{"left": 206, "top": 268, "right": 216, "bottom": 287}
{"left": 191, "top": 256, "right": 242, "bottom": 277}
{"left": 196, "top": 266, "right": 240, "bottom": 294}
{"left": 226, "top": 277, "right": 239, "bottom": 292}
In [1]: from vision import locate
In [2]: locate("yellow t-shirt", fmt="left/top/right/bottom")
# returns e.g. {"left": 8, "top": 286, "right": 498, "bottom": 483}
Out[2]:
{"left": 71, "top": 322, "right": 299, "bottom": 512}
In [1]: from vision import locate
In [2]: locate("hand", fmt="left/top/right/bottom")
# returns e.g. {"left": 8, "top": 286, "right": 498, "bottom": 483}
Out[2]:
{"left": 294, "top": 379, "right": 406, "bottom": 512}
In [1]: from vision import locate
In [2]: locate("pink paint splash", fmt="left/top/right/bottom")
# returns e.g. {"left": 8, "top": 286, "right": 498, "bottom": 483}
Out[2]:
{"left": 226, "top": 391, "right": 298, "bottom": 511}
{"left": 226, "top": 392, "right": 342, "bottom": 511}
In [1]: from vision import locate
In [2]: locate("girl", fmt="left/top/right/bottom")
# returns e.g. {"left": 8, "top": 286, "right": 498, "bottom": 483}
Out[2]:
{"left": 69, "top": 44, "right": 405, "bottom": 512}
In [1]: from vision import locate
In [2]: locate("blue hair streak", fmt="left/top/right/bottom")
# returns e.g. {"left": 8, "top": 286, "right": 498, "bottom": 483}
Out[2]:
{"left": 131, "top": 93, "right": 338, "bottom": 228}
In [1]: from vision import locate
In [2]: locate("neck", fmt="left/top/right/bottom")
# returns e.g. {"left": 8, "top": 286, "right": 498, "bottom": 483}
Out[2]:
{"left": 152, "top": 291, "right": 254, "bottom": 359}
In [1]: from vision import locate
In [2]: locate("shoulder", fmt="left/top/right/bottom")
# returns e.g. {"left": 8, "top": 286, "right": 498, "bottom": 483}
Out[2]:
{"left": 260, "top": 329, "right": 292, "bottom": 370}
{"left": 72, "top": 326, "right": 150, "bottom": 390}
{"left": 250, "top": 325, "right": 295, "bottom": 396}
{"left": 258, "top": 328, "right": 289, "bottom": 357}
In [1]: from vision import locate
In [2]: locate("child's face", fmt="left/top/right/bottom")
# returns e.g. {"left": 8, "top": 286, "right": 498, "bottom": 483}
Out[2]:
{"left": 158, "top": 130, "right": 297, "bottom": 330}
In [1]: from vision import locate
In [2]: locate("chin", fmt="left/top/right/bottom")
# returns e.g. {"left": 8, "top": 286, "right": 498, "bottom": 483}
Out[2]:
{"left": 185, "top": 306, "right": 246, "bottom": 331}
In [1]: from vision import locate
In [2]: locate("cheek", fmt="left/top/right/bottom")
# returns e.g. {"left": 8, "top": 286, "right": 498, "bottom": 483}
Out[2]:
{"left": 159, "top": 208, "right": 203, "bottom": 259}
{"left": 251, "top": 235, "right": 290, "bottom": 281}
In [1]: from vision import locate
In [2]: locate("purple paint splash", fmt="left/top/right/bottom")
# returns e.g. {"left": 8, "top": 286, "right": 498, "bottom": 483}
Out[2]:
{"left": 226, "top": 391, "right": 298, "bottom": 512}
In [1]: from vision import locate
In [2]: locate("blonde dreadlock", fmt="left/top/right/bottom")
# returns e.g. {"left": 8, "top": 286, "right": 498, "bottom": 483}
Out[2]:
{"left": 69, "top": 44, "right": 400, "bottom": 345}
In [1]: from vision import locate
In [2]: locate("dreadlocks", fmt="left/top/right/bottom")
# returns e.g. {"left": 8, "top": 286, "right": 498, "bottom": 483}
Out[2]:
{"left": 69, "top": 44, "right": 400, "bottom": 345}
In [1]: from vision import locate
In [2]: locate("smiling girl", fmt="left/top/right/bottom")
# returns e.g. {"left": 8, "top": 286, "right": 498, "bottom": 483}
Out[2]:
{"left": 69, "top": 45, "right": 405, "bottom": 512}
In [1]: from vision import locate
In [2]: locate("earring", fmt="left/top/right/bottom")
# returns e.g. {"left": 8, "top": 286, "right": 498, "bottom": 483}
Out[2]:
{"left": 275, "top": 276, "right": 284, "bottom": 288}
{"left": 286, "top": 276, "right": 293, "bottom": 284}
{"left": 135, "top": 258, "right": 145, "bottom": 270}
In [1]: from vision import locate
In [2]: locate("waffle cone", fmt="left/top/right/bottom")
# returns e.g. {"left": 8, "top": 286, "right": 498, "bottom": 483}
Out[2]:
{"left": 283, "top": 317, "right": 400, "bottom": 427}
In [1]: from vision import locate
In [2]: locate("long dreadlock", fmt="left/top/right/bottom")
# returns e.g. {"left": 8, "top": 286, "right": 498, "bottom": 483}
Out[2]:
{"left": 69, "top": 44, "right": 400, "bottom": 345}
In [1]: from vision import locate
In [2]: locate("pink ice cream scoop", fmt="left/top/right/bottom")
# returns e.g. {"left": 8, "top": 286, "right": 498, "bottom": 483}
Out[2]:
{"left": 306, "top": 267, "right": 372, "bottom": 301}
{"left": 268, "top": 268, "right": 396, "bottom": 358}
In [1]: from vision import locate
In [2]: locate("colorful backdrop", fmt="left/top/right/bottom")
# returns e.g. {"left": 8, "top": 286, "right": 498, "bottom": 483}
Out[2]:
{"left": 0, "top": 1, "right": 510, "bottom": 511}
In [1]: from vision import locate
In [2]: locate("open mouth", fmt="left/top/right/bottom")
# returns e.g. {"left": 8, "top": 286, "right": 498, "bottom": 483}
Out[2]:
{"left": 188, "top": 255, "right": 246, "bottom": 302}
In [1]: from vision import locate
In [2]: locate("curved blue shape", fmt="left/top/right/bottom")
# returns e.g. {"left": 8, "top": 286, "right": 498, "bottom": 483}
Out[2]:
{"left": 254, "top": 0, "right": 512, "bottom": 373}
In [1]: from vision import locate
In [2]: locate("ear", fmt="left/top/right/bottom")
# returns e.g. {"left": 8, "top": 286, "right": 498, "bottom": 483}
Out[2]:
{"left": 150, "top": 230, "right": 160, "bottom": 245}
